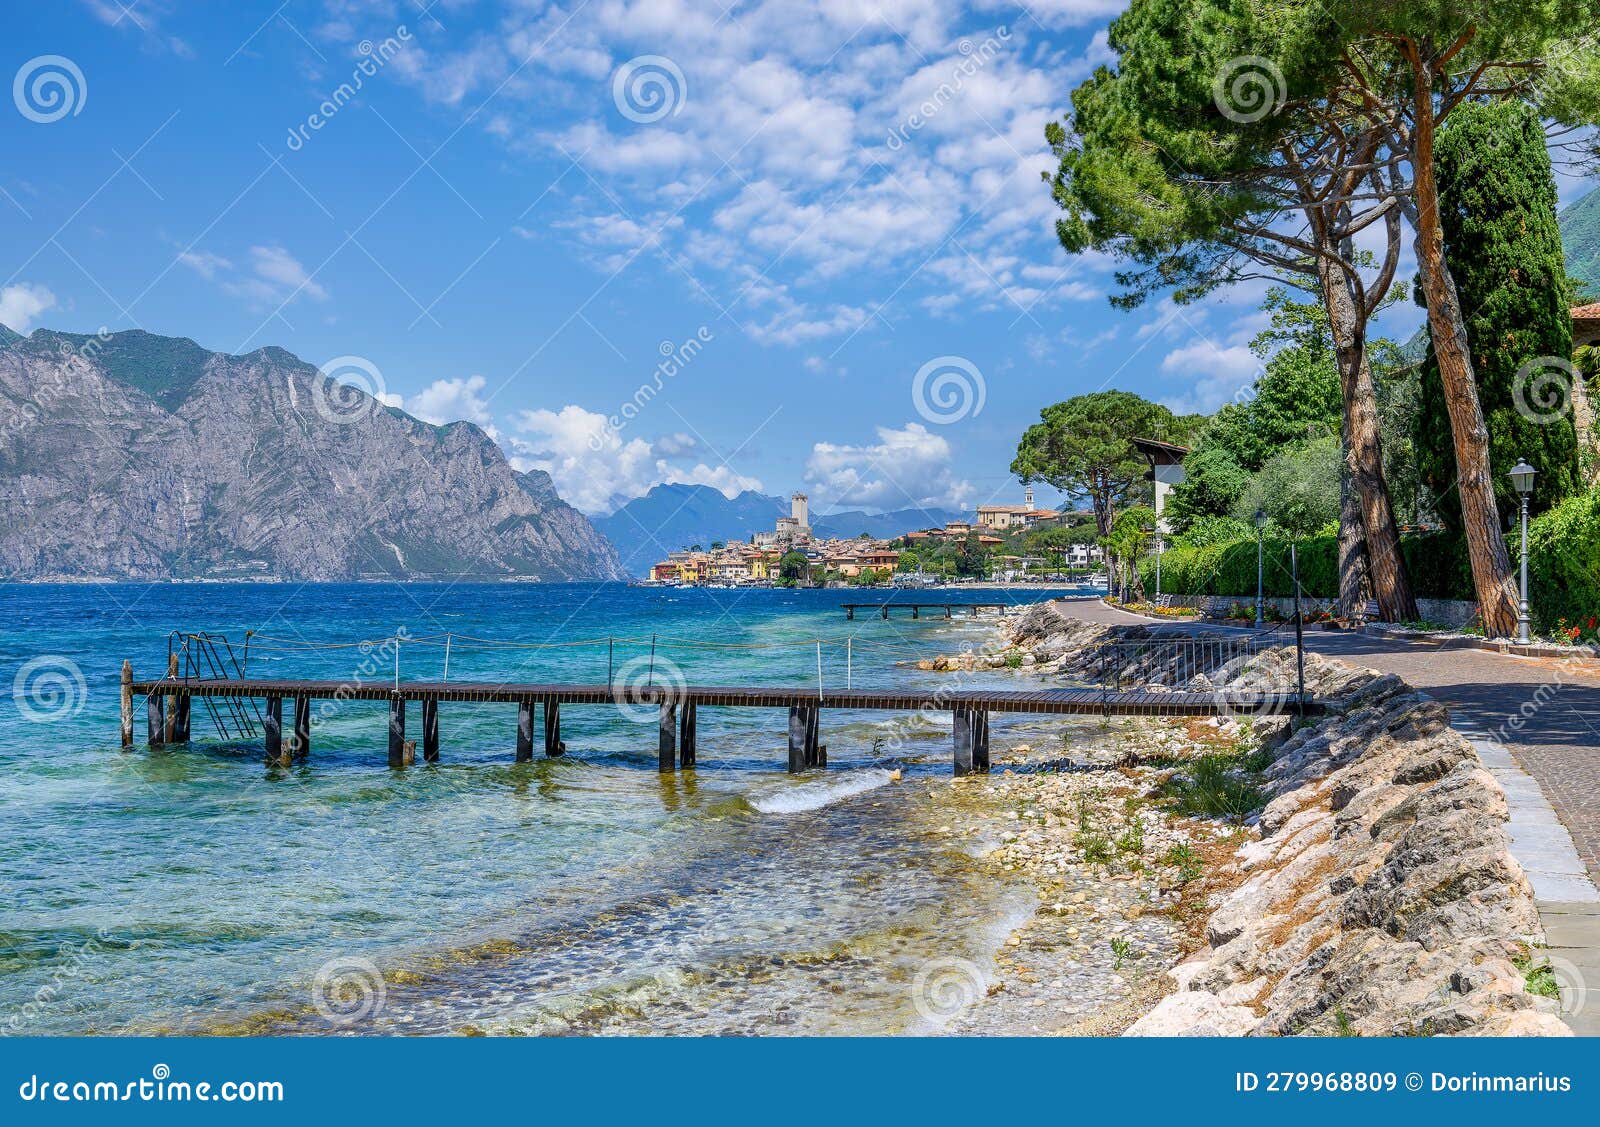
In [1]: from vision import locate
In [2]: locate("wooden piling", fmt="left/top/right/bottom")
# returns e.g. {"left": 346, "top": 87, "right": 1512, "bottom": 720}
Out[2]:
{"left": 264, "top": 695, "right": 286, "bottom": 765}
{"left": 973, "top": 709, "right": 990, "bottom": 773}
{"left": 658, "top": 701, "right": 677, "bottom": 771}
{"left": 163, "top": 654, "right": 179, "bottom": 744}
{"left": 146, "top": 694, "right": 165, "bottom": 748}
{"left": 678, "top": 701, "right": 696, "bottom": 768}
{"left": 388, "top": 696, "right": 407, "bottom": 768}
{"left": 401, "top": 740, "right": 416, "bottom": 767}
{"left": 422, "top": 698, "right": 439, "bottom": 762}
{"left": 292, "top": 695, "right": 310, "bottom": 759}
{"left": 911, "top": 605, "right": 919, "bottom": 619}
{"left": 120, "top": 661, "right": 133, "bottom": 748}
{"left": 543, "top": 701, "right": 564, "bottom": 757}
{"left": 516, "top": 700, "right": 533, "bottom": 762}
{"left": 788, "top": 705, "right": 820, "bottom": 772}
{"left": 173, "top": 695, "right": 190, "bottom": 742}
{"left": 952, "top": 709, "right": 975, "bottom": 777}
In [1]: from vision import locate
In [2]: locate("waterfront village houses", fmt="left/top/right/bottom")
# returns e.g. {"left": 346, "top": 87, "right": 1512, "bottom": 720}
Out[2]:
{"left": 648, "top": 486, "right": 1110, "bottom": 586}
{"left": 648, "top": 492, "right": 907, "bottom": 585}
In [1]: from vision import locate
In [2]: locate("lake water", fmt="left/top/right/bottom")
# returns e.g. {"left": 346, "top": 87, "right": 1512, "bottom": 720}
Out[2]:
{"left": 0, "top": 582, "right": 1103, "bottom": 1035}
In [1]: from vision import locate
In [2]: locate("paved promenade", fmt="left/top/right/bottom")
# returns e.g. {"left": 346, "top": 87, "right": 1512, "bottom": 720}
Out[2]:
{"left": 1054, "top": 598, "right": 1600, "bottom": 1033}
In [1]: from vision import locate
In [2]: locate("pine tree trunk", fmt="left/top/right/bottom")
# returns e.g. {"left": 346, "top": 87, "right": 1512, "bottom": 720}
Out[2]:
{"left": 1337, "top": 440, "right": 1372, "bottom": 620}
{"left": 1317, "top": 250, "right": 1419, "bottom": 622}
{"left": 1407, "top": 60, "right": 1520, "bottom": 637}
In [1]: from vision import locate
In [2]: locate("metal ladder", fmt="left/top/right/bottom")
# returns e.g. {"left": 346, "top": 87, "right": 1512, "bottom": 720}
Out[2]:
{"left": 168, "top": 631, "right": 263, "bottom": 741}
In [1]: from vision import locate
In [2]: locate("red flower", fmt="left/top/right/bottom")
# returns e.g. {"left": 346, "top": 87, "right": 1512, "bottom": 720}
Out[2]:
{"left": 1588, "top": 617, "right": 1596, "bottom": 631}
{"left": 1571, "top": 626, "right": 1582, "bottom": 640}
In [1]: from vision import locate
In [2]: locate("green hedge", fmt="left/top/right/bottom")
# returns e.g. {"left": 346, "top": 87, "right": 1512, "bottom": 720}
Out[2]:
{"left": 1144, "top": 490, "right": 1600, "bottom": 633}
{"left": 1144, "top": 531, "right": 1466, "bottom": 602}
{"left": 1523, "top": 486, "right": 1600, "bottom": 633}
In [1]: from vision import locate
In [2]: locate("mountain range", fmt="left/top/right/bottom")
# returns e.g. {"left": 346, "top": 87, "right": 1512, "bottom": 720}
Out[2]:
{"left": 592, "top": 483, "right": 967, "bottom": 576}
{"left": 0, "top": 326, "right": 625, "bottom": 582}
{"left": 1563, "top": 184, "right": 1600, "bottom": 298}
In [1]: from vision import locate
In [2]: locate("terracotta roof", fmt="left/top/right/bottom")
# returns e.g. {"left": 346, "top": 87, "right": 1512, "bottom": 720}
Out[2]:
{"left": 1572, "top": 303, "right": 1600, "bottom": 321}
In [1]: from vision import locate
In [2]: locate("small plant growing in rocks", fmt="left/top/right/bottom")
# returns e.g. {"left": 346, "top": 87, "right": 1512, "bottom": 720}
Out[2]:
{"left": 1110, "top": 937, "right": 1134, "bottom": 970}
{"left": 1163, "top": 843, "right": 1203, "bottom": 886}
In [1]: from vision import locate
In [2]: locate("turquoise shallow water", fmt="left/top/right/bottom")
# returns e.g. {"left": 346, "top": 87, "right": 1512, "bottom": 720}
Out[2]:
{"left": 0, "top": 582, "right": 1099, "bottom": 1035}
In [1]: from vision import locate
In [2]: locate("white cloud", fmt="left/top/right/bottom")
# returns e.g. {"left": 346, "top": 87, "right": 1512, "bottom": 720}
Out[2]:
{"left": 0, "top": 282, "right": 56, "bottom": 332}
{"left": 508, "top": 404, "right": 761, "bottom": 513}
{"left": 406, "top": 374, "right": 495, "bottom": 430}
{"left": 385, "top": 3, "right": 1113, "bottom": 344}
{"left": 196, "top": 243, "right": 329, "bottom": 308}
{"left": 248, "top": 245, "right": 329, "bottom": 302}
{"left": 806, "top": 421, "right": 972, "bottom": 511}
{"left": 177, "top": 250, "right": 231, "bottom": 280}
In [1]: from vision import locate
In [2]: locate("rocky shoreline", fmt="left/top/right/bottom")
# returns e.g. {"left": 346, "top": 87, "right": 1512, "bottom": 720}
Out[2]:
{"left": 922, "top": 601, "right": 1568, "bottom": 1037}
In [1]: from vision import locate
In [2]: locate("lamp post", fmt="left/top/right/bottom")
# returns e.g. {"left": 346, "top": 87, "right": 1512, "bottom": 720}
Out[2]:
{"left": 1254, "top": 508, "right": 1267, "bottom": 627}
{"left": 1508, "top": 460, "right": 1536, "bottom": 645}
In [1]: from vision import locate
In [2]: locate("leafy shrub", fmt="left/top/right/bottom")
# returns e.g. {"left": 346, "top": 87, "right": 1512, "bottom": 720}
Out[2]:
{"left": 1522, "top": 487, "right": 1600, "bottom": 635}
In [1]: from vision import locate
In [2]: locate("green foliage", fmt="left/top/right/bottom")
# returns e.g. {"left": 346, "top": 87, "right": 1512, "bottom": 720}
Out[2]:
{"left": 1412, "top": 101, "right": 1581, "bottom": 525}
{"left": 1159, "top": 753, "right": 1266, "bottom": 825}
{"left": 777, "top": 550, "right": 809, "bottom": 582}
{"left": 1200, "top": 290, "right": 1344, "bottom": 472}
{"left": 1167, "top": 447, "right": 1249, "bottom": 530}
{"left": 1173, "top": 514, "right": 1253, "bottom": 549}
{"left": 1011, "top": 391, "right": 1176, "bottom": 535}
{"left": 1147, "top": 484, "right": 1600, "bottom": 636}
{"left": 1142, "top": 528, "right": 1469, "bottom": 603}
{"left": 1234, "top": 436, "right": 1341, "bottom": 539}
{"left": 1522, "top": 486, "right": 1600, "bottom": 633}
{"left": 33, "top": 328, "right": 213, "bottom": 412}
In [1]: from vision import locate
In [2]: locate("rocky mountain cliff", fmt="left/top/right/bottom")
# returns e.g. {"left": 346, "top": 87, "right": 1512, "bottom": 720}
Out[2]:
{"left": 0, "top": 326, "right": 626, "bottom": 581}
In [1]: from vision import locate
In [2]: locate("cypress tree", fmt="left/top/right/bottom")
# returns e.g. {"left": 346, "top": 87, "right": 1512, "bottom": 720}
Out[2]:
{"left": 1414, "top": 100, "right": 1580, "bottom": 525}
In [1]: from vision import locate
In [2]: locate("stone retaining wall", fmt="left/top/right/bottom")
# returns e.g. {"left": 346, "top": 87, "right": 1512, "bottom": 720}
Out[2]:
{"left": 994, "top": 603, "right": 1566, "bottom": 1036}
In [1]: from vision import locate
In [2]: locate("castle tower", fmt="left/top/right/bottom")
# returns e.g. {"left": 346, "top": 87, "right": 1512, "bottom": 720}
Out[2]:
{"left": 791, "top": 492, "right": 809, "bottom": 531}
{"left": 1024, "top": 485, "right": 1034, "bottom": 511}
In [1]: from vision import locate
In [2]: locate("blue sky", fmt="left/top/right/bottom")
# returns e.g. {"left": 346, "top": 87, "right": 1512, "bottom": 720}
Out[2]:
{"left": 3, "top": 2, "right": 1592, "bottom": 518}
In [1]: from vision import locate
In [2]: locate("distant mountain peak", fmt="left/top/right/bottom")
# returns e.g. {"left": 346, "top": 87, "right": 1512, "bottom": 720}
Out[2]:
{"left": 0, "top": 323, "right": 624, "bottom": 582}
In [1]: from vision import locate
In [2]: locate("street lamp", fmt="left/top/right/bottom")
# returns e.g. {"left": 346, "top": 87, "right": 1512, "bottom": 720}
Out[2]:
{"left": 1509, "top": 460, "right": 1536, "bottom": 645}
{"left": 1254, "top": 508, "right": 1267, "bottom": 628}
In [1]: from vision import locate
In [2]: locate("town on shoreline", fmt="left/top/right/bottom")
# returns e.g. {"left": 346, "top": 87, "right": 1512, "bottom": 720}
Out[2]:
{"left": 643, "top": 489, "right": 1107, "bottom": 588}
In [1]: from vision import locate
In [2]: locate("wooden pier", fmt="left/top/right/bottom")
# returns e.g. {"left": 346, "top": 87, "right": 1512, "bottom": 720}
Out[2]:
{"left": 126, "top": 675, "right": 1317, "bottom": 777}
{"left": 841, "top": 602, "right": 1012, "bottom": 620}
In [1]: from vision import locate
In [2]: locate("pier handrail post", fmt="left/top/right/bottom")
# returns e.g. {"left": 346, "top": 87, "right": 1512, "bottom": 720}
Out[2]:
{"left": 443, "top": 633, "right": 451, "bottom": 683}
{"left": 816, "top": 641, "right": 823, "bottom": 699}
{"left": 648, "top": 633, "right": 657, "bottom": 689}
{"left": 394, "top": 634, "right": 401, "bottom": 692}
{"left": 846, "top": 638, "right": 852, "bottom": 690}
{"left": 608, "top": 637, "right": 614, "bottom": 690}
